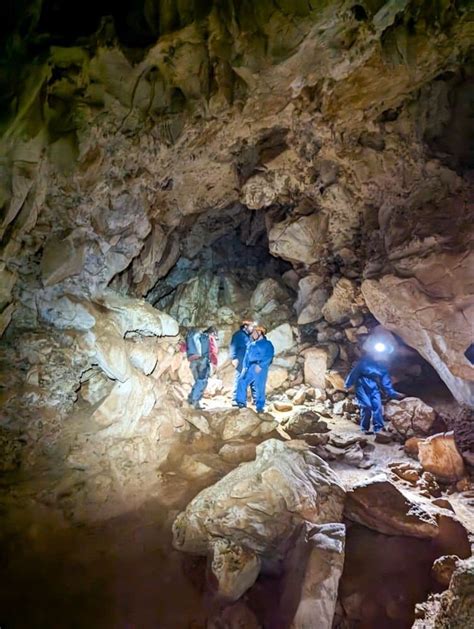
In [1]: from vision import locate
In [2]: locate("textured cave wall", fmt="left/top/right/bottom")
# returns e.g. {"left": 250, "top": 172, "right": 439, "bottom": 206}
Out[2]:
{"left": 0, "top": 0, "right": 473, "bottom": 410}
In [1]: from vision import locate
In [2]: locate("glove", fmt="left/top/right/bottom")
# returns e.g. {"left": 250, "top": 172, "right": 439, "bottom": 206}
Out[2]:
{"left": 231, "top": 359, "right": 239, "bottom": 368}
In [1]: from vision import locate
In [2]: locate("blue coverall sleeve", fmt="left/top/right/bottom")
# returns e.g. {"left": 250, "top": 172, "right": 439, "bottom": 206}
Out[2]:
{"left": 229, "top": 332, "right": 239, "bottom": 360}
{"left": 261, "top": 341, "right": 274, "bottom": 369}
{"left": 242, "top": 344, "right": 251, "bottom": 370}
{"left": 345, "top": 363, "right": 360, "bottom": 389}
{"left": 378, "top": 365, "right": 398, "bottom": 397}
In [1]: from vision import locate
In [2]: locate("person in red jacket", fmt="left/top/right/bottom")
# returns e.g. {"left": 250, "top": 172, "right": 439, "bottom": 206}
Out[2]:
{"left": 180, "top": 326, "right": 218, "bottom": 409}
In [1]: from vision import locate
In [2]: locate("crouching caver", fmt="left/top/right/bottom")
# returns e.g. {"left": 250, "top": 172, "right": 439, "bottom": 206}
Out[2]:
{"left": 345, "top": 352, "right": 403, "bottom": 434}
{"left": 235, "top": 325, "right": 274, "bottom": 413}
{"left": 184, "top": 327, "right": 218, "bottom": 409}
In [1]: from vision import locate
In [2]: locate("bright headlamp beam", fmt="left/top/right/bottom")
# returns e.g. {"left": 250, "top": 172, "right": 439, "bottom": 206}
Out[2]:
{"left": 374, "top": 342, "right": 386, "bottom": 353}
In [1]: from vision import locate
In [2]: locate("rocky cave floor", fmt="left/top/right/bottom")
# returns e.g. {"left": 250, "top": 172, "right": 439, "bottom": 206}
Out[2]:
{"left": 1, "top": 379, "right": 473, "bottom": 629}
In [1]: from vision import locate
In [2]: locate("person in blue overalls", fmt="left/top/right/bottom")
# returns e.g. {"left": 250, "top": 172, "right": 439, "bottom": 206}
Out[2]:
{"left": 230, "top": 320, "right": 255, "bottom": 407}
{"left": 345, "top": 347, "right": 403, "bottom": 434}
{"left": 235, "top": 325, "right": 275, "bottom": 413}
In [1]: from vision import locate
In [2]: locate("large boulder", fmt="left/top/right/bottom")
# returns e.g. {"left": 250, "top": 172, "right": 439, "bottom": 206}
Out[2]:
{"left": 362, "top": 272, "right": 474, "bottom": 407}
{"left": 344, "top": 476, "right": 471, "bottom": 557}
{"left": 205, "top": 407, "right": 277, "bottom": 441}
{"left": 172, "top": 440, "right": 345, "bottom": 597}
{"left": 385, "top": 397, "right": 437, "bottom": 438}
{"left": 418, "top": 432, "right": 466, "bottom": 482}
{"left": 269, "top": 214, "right": 328, "bottom": 265}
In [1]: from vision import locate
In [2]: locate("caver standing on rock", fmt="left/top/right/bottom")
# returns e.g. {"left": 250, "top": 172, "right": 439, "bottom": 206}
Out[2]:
{"left": 184, "top": 326, "right": 218, "bottom": 409}
{"left": 235, "top": 325, "right": 274, "bottom": 413}
{"left": 345, "top": 349, "right": 403, "bottom": 434}
{"left": 229, "top": 320, "right": 255, "bottom": 407}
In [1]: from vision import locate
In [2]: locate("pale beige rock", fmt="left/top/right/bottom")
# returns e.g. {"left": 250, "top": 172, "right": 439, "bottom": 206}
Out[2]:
{"left": 267, "top": 365, "right": 289, "bottom": 391}
{"left": 97, "top": 291, "right": 179, "bottom": 337}
{"left": 293, "top": 389, "right": 306, "bottom": 405}
{"left": 221, "top": 408, "right": 277, "bottom": 441}
{"left": 322, "top": 278, "right": 358, "bottom": 325}
{"left": 289, "top": 523, "right": 345, "bottom": 629}
{"left": 92, "top": 372, "right": 156, "bottom": 435}
{"left": 172, "top": 439, "right": 345, "bottom": 560}
{"left": 325, "top": 370, "right": 346, "bottom": 391}
{"left": 385, "top": 397, "right": 437, "bottom": 438}
{"left": 295, "top": 275, "right": 327, "bottom": 325}
{"left": 282, "top": 411, "right": 329, "bottom": 438}
{"left": 267, "top": 323, "right": 295, "bottom": 355}
{"left": 80, "top": 369, "right": 113, "bottom": 405}
{"left": 274, "top": 400, "right": 294, "bottom": 412}
{"left": 210, "top": 538, "right": 261, "bottom": 601}
{"left": 250, "top": 278, "right": 289, "bottom": 312}
{"left": 304, "top": 348, "right": 333, "bottom": 389}
{"left": 218, "top": 443, "right": 256, "bottom": 465}
{"left": 418, "top": 432, "right": 465, "bottom": 482}
{"left": 269, "top": 214, "right": 329, "bottom": 265}
{"left": 127, "top": 340, "right": 158, "bottom": 375}
{"left": 40, "top": 236, "right": 86, "bottom": 286}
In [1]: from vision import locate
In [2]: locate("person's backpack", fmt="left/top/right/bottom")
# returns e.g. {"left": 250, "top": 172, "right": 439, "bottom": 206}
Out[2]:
{"left": 185, "top": 329, "right": 209, "bottom": 360}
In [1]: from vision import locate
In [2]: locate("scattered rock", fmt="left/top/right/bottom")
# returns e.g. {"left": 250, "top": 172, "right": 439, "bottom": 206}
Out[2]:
{"left": 430, "top": 556, "right": 474, "bottom": 627}
{"left": 329, "top": 433, "right": 365, "bottom": 449}
{"left": 344, "top": 443, "right": 365, "bottom": 466}
{"left": 293, "top": 389, "right": 306, "bottom": 405}
{"left": 374, "top": 430, "right": 393, "bottom": 444}
{"left": 385, "top": 397, "right": 437, "bottom": 438}
{"left": 431, "top": 498, "right": 455, "bottom": 512}
{"left": 267, "top": 366, "right": 289, "bottom": 391}
{"left": 274, "top": 400, "right": 294, "bottom": 412}
{"left": 269, "top": 214, "right": 328, "bottom": 266}
{"left": 405, "top": 436, "right": 422, "bottom": 457}
{"left": 250, "top": 278, "right": 289, "bottom": 312}
{"left": 282, "top": 410, "right": 329, "bottom": 437}
{"left": 325, "top": 370, "right": 346, "bottom": 391}
{"left": 418, "top": 432, "right": 465, "bottom": 482}
{"left": 389, "top": 461, "right": 422, "bottom": 484}
{"left": 432, "top": 555, "right": 460, "bottom": 587}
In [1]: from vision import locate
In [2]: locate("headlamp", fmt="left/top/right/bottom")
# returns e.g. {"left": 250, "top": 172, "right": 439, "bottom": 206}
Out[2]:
{"left": 374, "top": 342, "right": 386, "bottom": 353}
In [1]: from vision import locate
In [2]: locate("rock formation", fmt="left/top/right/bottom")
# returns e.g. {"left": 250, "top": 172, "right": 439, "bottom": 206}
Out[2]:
{"left": 0, "top": 1, "right": 472, "bottom": 627}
